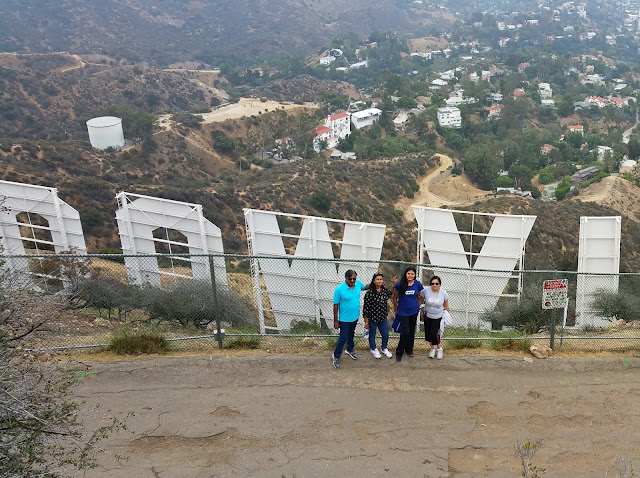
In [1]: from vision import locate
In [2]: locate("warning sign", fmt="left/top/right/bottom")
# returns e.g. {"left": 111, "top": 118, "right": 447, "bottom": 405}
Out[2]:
{"left": 542, "top": 279, "right": 568, "bottom": 309}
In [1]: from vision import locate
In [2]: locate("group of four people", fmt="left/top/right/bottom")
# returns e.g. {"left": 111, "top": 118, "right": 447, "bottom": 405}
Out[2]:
{"left": 332, "top": 267, "right": 450, "bottom": 369}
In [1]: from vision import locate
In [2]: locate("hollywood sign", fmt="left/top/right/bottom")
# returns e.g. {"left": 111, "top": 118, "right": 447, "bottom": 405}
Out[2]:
{"left": 0, "top": 180, "right": 621, "bottom": 330}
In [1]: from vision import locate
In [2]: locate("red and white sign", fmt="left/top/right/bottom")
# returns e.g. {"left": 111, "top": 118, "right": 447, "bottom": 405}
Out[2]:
{"left": 542, "top": 279, "right": 568, "bottom": 309}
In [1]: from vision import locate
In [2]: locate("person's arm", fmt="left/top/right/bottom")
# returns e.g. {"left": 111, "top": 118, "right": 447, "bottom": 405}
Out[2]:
{"left": 443, "top": 299, "right": 450, "bottom": 313}
{"left": 333, "top": 303, "right": 339, "bottom": 329}
{"left": 393, "top": 289, "right": 399, "bottom": 315}
{"left": 418, "top": 288, "right": 424, "bottom": 308}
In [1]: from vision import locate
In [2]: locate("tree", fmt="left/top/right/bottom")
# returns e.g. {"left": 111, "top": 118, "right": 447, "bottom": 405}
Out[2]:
{"left": 555, "top": 176, "right": 571, "bottom": 200}
{"left": 309, "top": 191, "right": 332, "bottom": 213}
{"left": 0, "top": 246, "right": 127, "bottom": 476}
{"left": 495, "top": 175, "right": 514, "bottom": 188}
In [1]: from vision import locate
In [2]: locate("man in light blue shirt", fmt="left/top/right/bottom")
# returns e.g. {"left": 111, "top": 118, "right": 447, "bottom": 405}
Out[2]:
{"left": 332, "top": 269, "right": 366, "bottom": 369}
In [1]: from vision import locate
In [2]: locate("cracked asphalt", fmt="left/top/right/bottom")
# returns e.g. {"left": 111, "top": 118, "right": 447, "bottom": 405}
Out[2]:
{"left": 72, "top": 353, "right": 640, "bottom": 477}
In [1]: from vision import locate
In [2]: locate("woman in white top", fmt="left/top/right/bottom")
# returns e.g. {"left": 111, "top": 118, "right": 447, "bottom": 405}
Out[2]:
{"left": 421, "top": 275, "right": 449, "bottom": 359}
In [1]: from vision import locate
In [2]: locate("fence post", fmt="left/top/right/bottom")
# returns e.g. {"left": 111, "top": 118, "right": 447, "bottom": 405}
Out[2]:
{"left": 208, "top": 255, "right": 223, "bottom": 349}
{"left": 549, "top": 308, "right": 556, "bottom": 349}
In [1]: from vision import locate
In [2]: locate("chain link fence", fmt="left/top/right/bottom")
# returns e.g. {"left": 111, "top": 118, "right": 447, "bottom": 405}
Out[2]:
{"left": 2, "top": 253, "right": 640, "bottom": 354}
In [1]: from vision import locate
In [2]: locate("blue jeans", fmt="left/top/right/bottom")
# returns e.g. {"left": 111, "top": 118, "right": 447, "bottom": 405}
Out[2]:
{"left": 368, "top": 319, "right": 389, "bottom": 351}
{"left": 334, "top": 321, "right": 357, "bottom": 358}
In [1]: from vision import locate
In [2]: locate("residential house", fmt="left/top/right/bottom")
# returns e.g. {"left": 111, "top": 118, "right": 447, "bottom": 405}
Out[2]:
{"left": 499, "top": 37, "right": 510, "bottom": 47}
{"left": 319, "top": 56, "right": 336, "bottom": 65}
{"left": 416, "top": 96, "right": 431, "bottom": 106}
{"left": 351, "top": 108, "right": 382, "bottom": 129}
{"left": 541, "top": 144, "right": 556, "bottom": 155}
{"left": 620, "top": 159, "right": 637, "bottom": 174}
{"left": 393, "top": 112, "right": 409, "bottom": 129}
{"left": 325, "top": 112, "right": 351, "bottom": 139}
{"left": 609, "top": 97, "right": 630, "bottom": 108}
{"left": 431, "top": 79, "right": 448, "bottom": 87}
{"left": 437, "top": 107, "right": 462, "bottom": 128}
{"left": 469, "top": 72, "right": 479, "bottom": 83}
{"left": 445, "top": 96, "right": 464, "bottom": 107}
{"left": 349, "top": 60, "right": 368, "bottom": 69}
{"left": 313, "top": 125, "right": 338, "bottom": 153}
{"left": 539, "top": 83, "right": 553, "bottom": 99}
{"left": 585, "top": 96, "right": 607, "bottom": 108}
{"left": 513, "top": 88, "right": 526, "bottom": 98}
{"left": 568, "top": 124, "right": 584, "bottom": 135}
{"left": 518, "top": 62, "right": 530, "bottom": 73}
{"left": 541, "top": 99, "right": 555, "bottom": 107}
{"left": 491, "top": 92, "right": 504, "bottom": 103}
{"left": 596, "top": 145, "right": 613, "bottom": 160}
{"left": 484, "top": 104, "right": 504, "bottom": 119}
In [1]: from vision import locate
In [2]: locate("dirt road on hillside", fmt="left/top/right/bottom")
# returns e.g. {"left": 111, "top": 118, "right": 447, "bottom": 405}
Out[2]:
{"left": 397, "top": 153, "right": 491, "bottom": 221}
{"left": 199, "top": 98, "right": 316, "bottom": 124}
{"left": 72, "top": 353, "right": 640, "bottom": 478}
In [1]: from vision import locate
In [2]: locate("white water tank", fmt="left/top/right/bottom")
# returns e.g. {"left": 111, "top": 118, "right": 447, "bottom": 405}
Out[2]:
{"left": 86, "top": 116, "right": 125, "bottom": 150}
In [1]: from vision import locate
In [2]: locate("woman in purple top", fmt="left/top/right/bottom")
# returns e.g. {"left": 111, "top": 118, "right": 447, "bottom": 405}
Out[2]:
{"left": 393, "top": 266, "right": 424, "bottom": 361}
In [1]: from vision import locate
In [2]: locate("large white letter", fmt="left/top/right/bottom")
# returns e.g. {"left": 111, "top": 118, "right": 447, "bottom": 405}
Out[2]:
{"left": 414, "top": 206, "right": 536, "bottom": 328}
{"left": 244, "top": 209, "right": 386, "bottom": 332}
{"left": 115, "top": 192, "right": 227, "bottom": 288}
{"left": 0, "top": 180, "right": 86, "bottom": 289}
{"left": 576, "top": 216, "right": 621, "bottom": 328}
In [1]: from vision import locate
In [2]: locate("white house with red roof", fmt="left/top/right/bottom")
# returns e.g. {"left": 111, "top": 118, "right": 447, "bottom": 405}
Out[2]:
{"left": 484, "top": 104, "right": 504, "bottom": 119}
{"left": 325, "top": 111, "right": 351, "bottom": 139}
{"left": 585, "top": 96, "right": 607, "bottom": 108}
{"left": 313, "top": 125, "right": 338, "bottom": 153}
{"left": 609, "top": 97, "right": 631, "bottom": 108}
{"left": 540, "top": 144, "right": 556, "bottom": 155}
{"left": 513, "top": 88, "right": 526, "bottom": 98}
{"left": 568, "top": 125, "right": 584, "bottom": 135}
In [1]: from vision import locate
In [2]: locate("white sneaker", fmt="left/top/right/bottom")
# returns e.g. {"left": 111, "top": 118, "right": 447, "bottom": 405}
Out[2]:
{"left": 429, "top": 349, "right": 436, "bottom": 359}
{"left": 370, "top": 348, "right": 382, "bottom": 359}
{"left": 436, "top": 348, "right": 443, "bottom": 360}
{"left": 381, "top": 348, "right": 393, "bottom": 359}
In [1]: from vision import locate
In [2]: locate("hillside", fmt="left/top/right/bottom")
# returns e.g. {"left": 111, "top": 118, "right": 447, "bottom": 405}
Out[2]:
{"left": 0, "top": 0, "right": 455, "bottom": 66}
{"left": 0, "top": 56, "right": 214, "bottom": 141}
{"left": 572, "top": 175, "right": 640, "bottom": 224}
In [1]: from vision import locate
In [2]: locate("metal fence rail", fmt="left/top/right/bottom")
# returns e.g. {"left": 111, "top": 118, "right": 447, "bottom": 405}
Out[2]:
{"left": 1, "top": 253, "right": 639, "bottom": 353}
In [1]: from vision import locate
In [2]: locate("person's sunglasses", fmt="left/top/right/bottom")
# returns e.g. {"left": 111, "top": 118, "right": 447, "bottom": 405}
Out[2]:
{"left": 348, "top": 277, "right": 357, "bottom": 281}
{"left": 430, "top": 282, "right": 440, "bottom": 285}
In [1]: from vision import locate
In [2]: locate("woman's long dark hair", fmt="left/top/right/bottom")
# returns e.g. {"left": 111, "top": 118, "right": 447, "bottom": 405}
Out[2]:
{"left": 368, "top": 272, "right": 384, "bottom": 291}
{"left": 399, "top": 266, "right": 417, "bottom": 294}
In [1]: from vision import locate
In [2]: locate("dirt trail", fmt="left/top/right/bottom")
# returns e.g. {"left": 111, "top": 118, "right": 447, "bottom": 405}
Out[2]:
{"left": 397, "top": 153, "right": 491, "bottom": 221}
{"left": 73, "top": 353, "right": 640, "bottom": 478}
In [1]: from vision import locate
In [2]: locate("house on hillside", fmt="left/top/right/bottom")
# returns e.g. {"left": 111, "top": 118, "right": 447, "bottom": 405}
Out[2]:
{"left": 484, "top": 104, "right": 504, "bottom": 119}
{"left": 585, "top": 96, "right": 607, "bottom": 108}
{"left": 541, "top": 144, "right": 556, "bottom": 155}
{"left": 437, "top": 107, "right": 462, "bottom": 128}
{"left": 313, "top": 125, "right": 338, "bottom": 153}
{"left": 571, "top": 166, "right": 599, "bottom": 183}
{"left": 609, "top": 97, "right": 630, "bottom": 108}
{"left": 351, "top": 108, "right": 382, "bottom": 129}
{"left": 325, "top": 112, "right": 351, "bottom": 139}
{"left": 393, "top": 112, "right": 409, "bottom": 130}
{"left": 513, "top": 88, "right": 526, "bottom": 98}
{"left": 568, "top": 125, "right": 584, "bottom": 135}
{"left": 539, "top": 83, "right": 553, "bottom": 99}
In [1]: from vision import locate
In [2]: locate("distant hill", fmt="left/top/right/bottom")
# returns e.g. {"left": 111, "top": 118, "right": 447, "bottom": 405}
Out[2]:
{"left": 0, "top": 0, "right": 454, "bottom": 66}
{"left": 0, "top": 55, "right": 213, "bottom": 141}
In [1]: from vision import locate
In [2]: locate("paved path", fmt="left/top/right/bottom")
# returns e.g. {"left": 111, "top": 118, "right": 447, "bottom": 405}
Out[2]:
{"left": 72, "top": 353, "right": 640, "bottom": 477}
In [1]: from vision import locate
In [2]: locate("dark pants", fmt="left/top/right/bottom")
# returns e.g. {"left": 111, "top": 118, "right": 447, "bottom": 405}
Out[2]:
{"left": 368, "top": 319, "right": 389, "bottom": 351}
{"left": 425, "top": 317, "right": 442, "bottom": 346}
{"left": 334, "top": 320, "right": 357, "bottom": 358}
{"left": 395, "top": 313, "right": 418, "bottom": 357}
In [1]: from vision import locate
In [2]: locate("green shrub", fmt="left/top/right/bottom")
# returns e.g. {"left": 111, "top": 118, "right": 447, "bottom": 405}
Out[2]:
{"left": 491, "top": 337, "right": 532, "bottom": 352}
{"left": 483, "top": 295, "right": 552, "bottom": 334}
{"left": 590, "top": 290, "right": 640, "bottom": 321}
{"left": 142, "top": 280, "right": 256, "bottom": 329}
{"left": 446, "top": 339, "right": 483, "bottom": 350}
{"left": 108, "top": 326, "right": 170, "bottom": 354}
{"left": 223, "top": 336, "right": 261, "bottom": 349}
{"left": 289, "top": 319, "right": 330, "bottom": 334}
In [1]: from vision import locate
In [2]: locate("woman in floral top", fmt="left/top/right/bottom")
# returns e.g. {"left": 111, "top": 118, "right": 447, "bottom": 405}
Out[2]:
{"left": 363, "top": 272, "right": 394, "bottom": 359}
